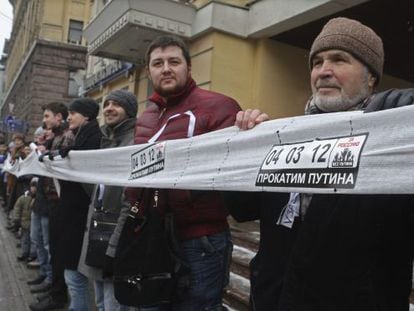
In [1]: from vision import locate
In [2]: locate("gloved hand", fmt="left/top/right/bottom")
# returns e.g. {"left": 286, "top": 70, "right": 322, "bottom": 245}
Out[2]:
{"left": 38, "top": 151, "right": 55, "bottom": 162}
{"left": 102, "top": 255, "right": 114, "bottom": 279}
{"left": 59, "top": 147, "right": 73, "bottom": 158}
{"left": 364, "top": 88, "right": 414, "bottom": 113}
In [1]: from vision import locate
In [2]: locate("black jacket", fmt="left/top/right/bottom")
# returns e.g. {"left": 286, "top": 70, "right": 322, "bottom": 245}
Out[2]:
{"left": 279, "top": 194, "right": 414, "bottom": 311}
{"left": 223, "top": 191, "right": 298, "bottom": 311}
{"left": 56, "top": 120, "right": 102, "bottom": 270}
{"left": 32, "top": 176, "right": 57, "bottom": 216}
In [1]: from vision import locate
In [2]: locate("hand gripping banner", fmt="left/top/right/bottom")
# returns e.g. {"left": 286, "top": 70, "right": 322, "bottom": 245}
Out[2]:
{"left": 5, "top": 105, "right": 414, "bottom": 194}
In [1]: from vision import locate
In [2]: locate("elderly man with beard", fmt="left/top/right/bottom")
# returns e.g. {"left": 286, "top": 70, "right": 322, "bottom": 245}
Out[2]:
{"left": 226, "top": 17, "right": 414, "bottom": 311}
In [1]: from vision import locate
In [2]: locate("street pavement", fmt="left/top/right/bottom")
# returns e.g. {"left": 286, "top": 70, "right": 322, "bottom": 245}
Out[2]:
{"left": 0, "top": 205, "right": 98, "bottom": 311}
{"left": 0, "top": 208, "right": 40, "bottom": 310}
{"left": 0, "top": 201, "right": 412, "bottom": 311}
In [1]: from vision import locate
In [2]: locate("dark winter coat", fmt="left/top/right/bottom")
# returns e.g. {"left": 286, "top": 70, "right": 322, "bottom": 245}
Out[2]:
{"left": 7, "top": 174, "right": 31, "bottom": 213}
{"left": 279, "top": 89, "right": 414, "bottom": 311}
{"left": 44, "top": 124, "right": 75, "bottom": 270}
{"left": 279, "top": 194, "right": 414, "bottom": 311}
{"left": 32, "top": 176, "right": 56, "bottom": 216}
{"left": 13, "top": 192, "right": 35, "bottom": 230}
{"left": 78, "top": 118, "right": 135, "bottom": 279}
{"left": 7, "top": 146, "right": 31, "bottom": 212}
{"left": 125, "top": 78, "right": 241, "bottom": 240}
{"left": 56, "top": 119, "right": 102, "bottom": 270}
{"left": 34, "top": 124, "right": 75, "bottom": 217}
{"left": 224, "top": 191, "right": 299, "bottom": 311}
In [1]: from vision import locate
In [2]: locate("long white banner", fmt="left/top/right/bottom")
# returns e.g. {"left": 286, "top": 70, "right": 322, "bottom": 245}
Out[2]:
{"left": 5, "top": 105, "right": 414, "bottom": 194}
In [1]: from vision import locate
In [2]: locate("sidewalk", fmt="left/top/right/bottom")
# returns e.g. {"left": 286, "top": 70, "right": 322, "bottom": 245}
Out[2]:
{"left": 0, "top": 209, "right": 40, "bottom": 310}
{"left": 0, "top": 206, "right": 99, "bottom": 311}
{"left": 1, "top": 202, "right": 412, "bottom": 311}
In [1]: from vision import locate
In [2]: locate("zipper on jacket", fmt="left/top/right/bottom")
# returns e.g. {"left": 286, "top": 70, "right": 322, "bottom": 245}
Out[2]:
{"left": 153, "top": 190, "right": 159, "bottom": 209}
{"left": 92, "top": 220, "right": 117, "bottom": 227}
{"left": 114, "top": 273, "right": 173, "bottom": 285}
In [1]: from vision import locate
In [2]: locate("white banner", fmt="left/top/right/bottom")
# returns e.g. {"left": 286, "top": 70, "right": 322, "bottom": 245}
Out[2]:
{"left": 5, "top": 105, "right": 414, "bottom": 194}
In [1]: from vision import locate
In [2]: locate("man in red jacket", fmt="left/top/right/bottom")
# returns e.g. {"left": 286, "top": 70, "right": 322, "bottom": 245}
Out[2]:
{"left": 110, "top": 35, "right": 241, "bottom": 310}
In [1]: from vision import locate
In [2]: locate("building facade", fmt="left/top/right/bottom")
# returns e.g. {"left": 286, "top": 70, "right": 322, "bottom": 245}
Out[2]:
{"left": 4, "top": 0, "right": 413, "bottom": 137}
{"left": 1, "top": 0, "right": 92, "bottom": 138}
{"left": 83, "top": 0, "right": 414, "bottom": 119}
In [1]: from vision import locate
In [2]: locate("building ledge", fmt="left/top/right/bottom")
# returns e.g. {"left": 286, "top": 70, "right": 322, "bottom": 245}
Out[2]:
{"left": 83, "top": 0, "right": 368, "bottom": 63}
{"left": 84, "top": 0, "right": 195, "bottom": 64}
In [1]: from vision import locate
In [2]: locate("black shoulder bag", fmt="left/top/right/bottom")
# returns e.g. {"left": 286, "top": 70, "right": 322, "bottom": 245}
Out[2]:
{"left": 85, "top": 210, "right": 118, "bottom": 268}
{"left": 113, "top": 190, "right": 191, "bottom": 307}
{"left": 85, "top": 185, "right": 118, "bottom": 268}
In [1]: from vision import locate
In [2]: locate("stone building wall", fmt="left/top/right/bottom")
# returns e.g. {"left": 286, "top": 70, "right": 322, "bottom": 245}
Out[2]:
{"left": 2, "top": 40, "right": 86, "bottom": 140}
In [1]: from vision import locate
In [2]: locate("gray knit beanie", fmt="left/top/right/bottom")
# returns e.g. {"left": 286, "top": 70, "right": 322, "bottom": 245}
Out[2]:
{"left": 34, "top": 126, "right": 44, "bottom": 137}
{"left": 69, "top": 98, "right": 99, "bottom": 120}
{"left": 104, "top": 89, "right": 138, "bottom": 118}
{"left": 309, "top": 17, "right": 384, "bottom": 85}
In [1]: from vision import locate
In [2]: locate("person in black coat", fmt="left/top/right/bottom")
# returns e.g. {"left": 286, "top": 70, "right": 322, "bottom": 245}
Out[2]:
{"left": 224, "top": 192, "right": 300, "bottom": 310}
{"left": 228, "top": 17, "right": 414, "bottom": 311}
{"left": 56, "top": 98, "right": 102, "bottom": 311}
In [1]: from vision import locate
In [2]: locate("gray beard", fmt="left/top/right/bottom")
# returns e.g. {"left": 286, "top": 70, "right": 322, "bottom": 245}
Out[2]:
{"left": 313, "top": 88, "right": 370, "bottom": 112}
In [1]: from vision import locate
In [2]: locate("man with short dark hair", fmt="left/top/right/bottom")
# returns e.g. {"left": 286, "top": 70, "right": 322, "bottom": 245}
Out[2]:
{"left": 29, "top": 101, "right": 73, "bottom": 311}
{"left": 111, "top": 35, "right": 241, "bottom": 310}
{"left": 229, "top": 17, "right": 414, "bottom": 311}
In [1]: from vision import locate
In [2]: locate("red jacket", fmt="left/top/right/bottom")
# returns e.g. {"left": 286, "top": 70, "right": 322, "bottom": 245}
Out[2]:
{"left": 126, "top": 79, "right": 241, "bottom": 240}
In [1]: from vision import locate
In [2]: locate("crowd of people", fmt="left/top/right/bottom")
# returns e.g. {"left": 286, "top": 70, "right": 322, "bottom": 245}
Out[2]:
{"left": 0, "top": 16, "right": 413, "bottom": 311}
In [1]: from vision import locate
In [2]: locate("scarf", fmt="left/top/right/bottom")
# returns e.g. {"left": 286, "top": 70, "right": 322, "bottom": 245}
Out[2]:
{"left": 305, "top": 95, "right": 372, "bottom": 115}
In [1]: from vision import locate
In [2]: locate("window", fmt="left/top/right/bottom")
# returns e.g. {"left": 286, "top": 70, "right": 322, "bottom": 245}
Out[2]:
{"left": 68, "top": 20, "right": 83, "bottom": 44}
{"left": 68, "top": 71, "right": 80, "bottom": 97}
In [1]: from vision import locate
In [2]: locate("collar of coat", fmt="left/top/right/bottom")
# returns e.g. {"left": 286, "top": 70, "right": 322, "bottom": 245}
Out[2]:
{"left": 100, "top": 118, "right": 135, "bottom": 147}
{"left": 71, "top": 119, "right": 100, "bottom": 148}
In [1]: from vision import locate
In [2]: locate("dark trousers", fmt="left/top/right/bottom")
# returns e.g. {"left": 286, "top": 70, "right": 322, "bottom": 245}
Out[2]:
{"left": 48, "top": 206, "right": 67, "bottom": 302}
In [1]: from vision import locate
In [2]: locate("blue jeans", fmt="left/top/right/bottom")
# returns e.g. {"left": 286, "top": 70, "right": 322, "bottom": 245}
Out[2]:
{"left": 21, "top": 228, "right": 36, "bottom": 257}
{"left": 94, "top": 280, "right": 130, "bottom": 311}
{"left": 144, "top": 230, "right": 233, "bottom": 311}
{"left": 30, "top": 212, "right": 52, "bottom": 282}
{"left": 64, "top": 269, "right": 90, "bottom": 311}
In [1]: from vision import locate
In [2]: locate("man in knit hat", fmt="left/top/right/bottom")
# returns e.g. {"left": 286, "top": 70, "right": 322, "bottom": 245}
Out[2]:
{"left": 226, "top": 17, "right": 414, "bottom": 311}
{"left": 102, "top": 89, "right": 138, "bottom": 123}
{"left": 77, "top": 89, "right": 137, "bottom": 311}
{"left": 306, "top": 17, "right": 382, "bottom": 114}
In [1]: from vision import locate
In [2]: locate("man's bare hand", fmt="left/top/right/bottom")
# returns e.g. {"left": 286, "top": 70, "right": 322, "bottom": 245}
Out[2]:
{"left": 235, "top": 109, "right": 269, "bottom": 130}
{"left": 37, "top": 145, "right": 46, "bottom": 153}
